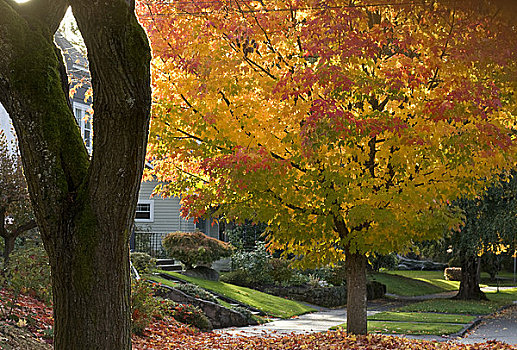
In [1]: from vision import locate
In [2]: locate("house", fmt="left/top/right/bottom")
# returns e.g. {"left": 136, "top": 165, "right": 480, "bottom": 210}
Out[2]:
{"left": 0, "top": 32, "right": 222, "bottom": 257}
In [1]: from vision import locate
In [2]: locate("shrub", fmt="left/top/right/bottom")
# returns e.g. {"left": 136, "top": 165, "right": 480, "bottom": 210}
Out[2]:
{"left": 162, "top": 231, "right": 234, "bottom": 269}
{"left": 231, "top": 242, "right": 273, "bottom": 285}
{"left": 269, "top": 258, "right": 293, "bottom": 283}
{"left": 130, "top": 252, "right": 156, "bottom": 274}
{"left": 131, "top": 280, "right": 159, "bottom": 335}
{"left": 7, "top": 245, "right": 52, "bottom": 303}
{"left": 174, "top": 283, "right": 219, "bottom": 304}
{"left": 369, "top": 253, "right": 399, "bottom": 271}
{"left": 164, "top": 302, "right": 212, "bottom": 331}
{"left": 444, "top": 267, "right": 462, "bottom": 281}
{"left": 284, "top": 272, "right": 310, "bottom": 286}
{"left": 327, "top": 264, "right": 347, "bottom": 286}
{"left": 220, "top": 269, "right": 253, "bottom": 287}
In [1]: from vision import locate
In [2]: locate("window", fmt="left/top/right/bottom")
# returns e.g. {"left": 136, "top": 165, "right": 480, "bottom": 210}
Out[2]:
{"left": 135, "top": 200, "right": 154, "bottom": 222}
{"left": 73, "top": 102, "right": 93, "bottom": 154}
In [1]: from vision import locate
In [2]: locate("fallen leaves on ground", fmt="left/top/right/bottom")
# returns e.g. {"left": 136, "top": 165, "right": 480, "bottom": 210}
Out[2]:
{"left": 0, "top": 289, "right": 53, "bottom": 343}
{"left": 133, "top": 325, "right": 514, "bottom": 350}
{"left": 0, "top": 289, "right": 513, "bottom": 349}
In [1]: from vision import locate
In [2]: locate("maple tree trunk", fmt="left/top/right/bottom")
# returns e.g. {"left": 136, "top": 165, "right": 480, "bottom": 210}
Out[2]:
{"left": 345, "top": 248, "right": 368, "bottom": 335}
{"left": 455, "top": 255, "right": 487, "bottom": 300}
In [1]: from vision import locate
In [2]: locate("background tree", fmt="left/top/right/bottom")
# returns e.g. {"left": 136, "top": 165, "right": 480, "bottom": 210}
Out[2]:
{"left": 140, "top": 0, "right": 517, "bottom": 334}
{"left": 0, "top": 132, "right": 36, "bottom": 266}
{"left": 0, "top": 0, "right": 151, "bottom": 348}
{"left": 450, "top": 171, "right": 517, "bottom": 300}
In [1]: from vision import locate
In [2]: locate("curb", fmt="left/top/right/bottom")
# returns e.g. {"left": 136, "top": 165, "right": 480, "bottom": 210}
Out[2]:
{"left": 451, "top": 302, "right": 517, "bottom": 339}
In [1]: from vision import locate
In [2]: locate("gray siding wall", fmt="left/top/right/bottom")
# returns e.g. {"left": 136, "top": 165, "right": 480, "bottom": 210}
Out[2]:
{"left": 135, "top": 181, "right": 195, "bottom": 234}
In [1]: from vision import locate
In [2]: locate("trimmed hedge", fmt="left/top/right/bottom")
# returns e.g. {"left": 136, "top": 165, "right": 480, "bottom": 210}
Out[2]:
{"left": 444, "top": 267, "right": 462, "bottom": 281}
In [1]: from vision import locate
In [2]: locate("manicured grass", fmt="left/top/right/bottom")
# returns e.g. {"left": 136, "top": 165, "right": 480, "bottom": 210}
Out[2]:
{"left": 370, "top": 272, "right": 452, "bottom": 296}
{"left": 399, "top": 288, "right": 517, "bottom": 315}
{"left": 377, "top": 270, "right": 460, "bottom": 293}
{"left": 149, "top": 275, "right": 235, "bottom": 309}
{"left": 155, "top": 270, "right": 316, "bottom": 318}
{"left": 368, "top": 311, "right": 475, "bottom": 324}
{"left": 333, "top": 321, "right": 465, "bottom": 335}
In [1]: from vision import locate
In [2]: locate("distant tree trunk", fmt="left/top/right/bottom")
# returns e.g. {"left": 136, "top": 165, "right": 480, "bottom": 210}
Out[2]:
{"left": 3, "top": 235, "right": 15, "bottom": 267}
{"left": 345, "top": 247, "right": 368, "bottom": 335}
{"left": 455, "top": 255, "right": 487, "bottom": 300}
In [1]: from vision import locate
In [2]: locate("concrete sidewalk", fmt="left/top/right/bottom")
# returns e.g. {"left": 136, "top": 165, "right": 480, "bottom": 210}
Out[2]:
{"left": 218, "top": 299, "right": 409, "bottom": 336}
{"left": 218, "top": 295, "right": 517, "bottom": 345}
{"left": 459, "top": 304, "right": 517, "bottom": 345}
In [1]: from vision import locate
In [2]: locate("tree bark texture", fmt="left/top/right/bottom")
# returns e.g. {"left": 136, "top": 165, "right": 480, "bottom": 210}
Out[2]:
{"left": 345, "top": 248, "right": 368, "bottom": 335}
{"left": 0, "top": 0, "right": 151, "bottom": 348}
{"left": 455, "top": 255, "right": 488, "bottom": 300}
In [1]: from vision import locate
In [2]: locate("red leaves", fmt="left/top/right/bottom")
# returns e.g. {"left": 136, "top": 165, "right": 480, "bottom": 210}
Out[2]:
{"left": 0, "top": 289, "right": 54, "bottom": 344}
{"left": 133, "top": 327, "right": 515, "bottom": 350}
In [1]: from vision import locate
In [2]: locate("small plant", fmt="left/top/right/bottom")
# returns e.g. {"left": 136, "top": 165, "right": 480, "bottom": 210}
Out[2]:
{"left": 161, "top": 301, "right": 212, "bottom": 331}
{"left": 162, "top": 231, "right": 234, "bottom": 269}
{"left": 444, "top": 267, "right": 462, "bottom": 281}
{"left": 131, "top": 280, "right": 159, "bottom": 335}
{"left": 174, "top": 283, "right": 219, "bottom": 304}
{"left": 308, "top": 274, "right": 329, "bottom": 288}
{"left": 130, "top": 252, "right": 156, "bottom": 274}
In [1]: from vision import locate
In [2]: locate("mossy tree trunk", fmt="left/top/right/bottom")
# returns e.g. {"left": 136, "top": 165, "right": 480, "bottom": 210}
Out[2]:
{"left": 0, "top": 0, "right": 151, "bottom": 349}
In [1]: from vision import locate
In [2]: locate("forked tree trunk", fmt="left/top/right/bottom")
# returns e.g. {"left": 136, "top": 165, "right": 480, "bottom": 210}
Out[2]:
{"left": 345, "top": 248, "right": 368, "bottom": 335}
{"left": 455, "top": 255, "right": 487, "bottom": 300}
{"left": 0, "top": 1, "right": 151, "bottom": 348}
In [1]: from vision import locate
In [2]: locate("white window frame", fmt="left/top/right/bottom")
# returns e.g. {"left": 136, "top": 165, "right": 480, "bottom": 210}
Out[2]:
{"left": 135, "top": 200, "right": 154, "bottom": 223}
{"left": 73, "top": 102, "right": 93, "bottom": 154}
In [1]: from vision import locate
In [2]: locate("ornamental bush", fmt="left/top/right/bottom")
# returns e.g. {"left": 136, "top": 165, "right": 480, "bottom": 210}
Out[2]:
{"left": 162, "top": 230, "right": 234, "bottom": 269}
{"left": 130, "top": 252, "right": 156, "bottom": 274}
{"left": 444, "top": 267, "right": 462, "bottom": 281}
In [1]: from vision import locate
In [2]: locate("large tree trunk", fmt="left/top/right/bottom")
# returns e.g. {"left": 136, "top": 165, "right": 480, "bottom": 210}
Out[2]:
{"left": 0, "top": 1, "right": 151, "bottom": 348}
{"left": 345, "top": 248, "right": 368, "bottom": 335}
{"left": 455, "top": 255, "right": 487, "bottom": 300}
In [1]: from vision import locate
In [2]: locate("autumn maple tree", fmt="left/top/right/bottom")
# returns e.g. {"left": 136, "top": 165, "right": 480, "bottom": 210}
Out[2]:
{"left": 139, "top": 0, "right": 517, "bottom": 334}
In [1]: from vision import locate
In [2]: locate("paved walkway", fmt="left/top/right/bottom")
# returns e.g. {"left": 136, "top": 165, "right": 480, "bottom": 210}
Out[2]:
{"left": 218, "top": 291, "right": 517, "bottom": 345}
{"left": 459, "top": 304, "right": 517, "bottom": 345}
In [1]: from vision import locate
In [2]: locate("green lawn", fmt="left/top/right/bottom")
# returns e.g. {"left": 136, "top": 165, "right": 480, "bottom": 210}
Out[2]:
{"left": 150, "top": 275, "right": 234, "bottom": 308}
{"left": 399, "top": 288, "right": 517, "bottom": 315}
{"left": 374, "top": 270, "right": 460, "bottom": 294}
{"left": 332, "top": 321, "right": 465, "bottom": 335}
{"left": 368, "top": 311, "right": 475, "bottom": 324}
{"left": 153, "top": 271, "right": 316, "bottom": 318}
{"left": 370, "top": 272, "right": 454, "bottom": 296}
